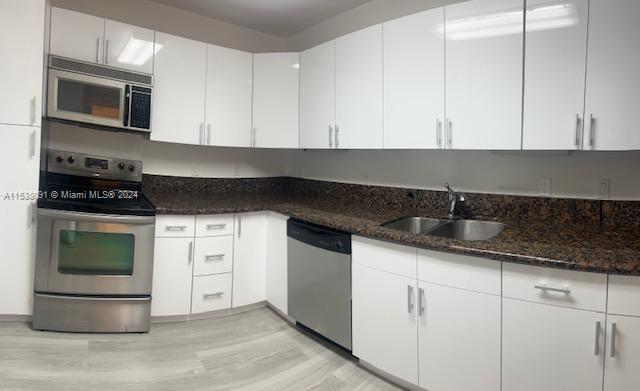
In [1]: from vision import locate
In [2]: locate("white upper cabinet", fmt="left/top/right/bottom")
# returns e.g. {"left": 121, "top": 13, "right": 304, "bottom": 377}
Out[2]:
{"left": 445, "top": 0, "right": 524, "bottom": 150}
{"left": 50, "top": 7, "right": 104, "bottom": 64}
{"left": 253, "top": 53, "right": 300, "bottom": 149}
{"left": 0, "top": 0, "right": 45, "bottom": 127}
{"left": 584, "top": 0, "right": 640, "bottom": 150}
{"left": 103, "top": 19, "right": 155, "bottom": 74}
{"left": 206, "top": 45, "right": 253, "bottom": 148}
{"left": 300, "top": 41, "right": 336, "bottom": 149}
{"left": 523, "top": 0, "right": 589, "bottom": 150}
{"left": 151, "top": 32, "right": 206, "bottom": 146}
{"left": 335, "top": 25, "right": 384, "bottom": 149}
{"left": 383, "top": 9, "right": 445, "bottom": 149}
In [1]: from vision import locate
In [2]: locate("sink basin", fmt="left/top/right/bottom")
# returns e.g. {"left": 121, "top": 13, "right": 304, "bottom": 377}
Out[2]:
{"left": 426, "top": 220, "right": 506, "bottom": 242}
{"left": 381, "top": 217, "right": 445, "bottom": 234}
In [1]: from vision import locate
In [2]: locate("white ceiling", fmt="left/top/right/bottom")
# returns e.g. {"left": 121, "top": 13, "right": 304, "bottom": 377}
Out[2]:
{"left": 149, "top": 0, "right": 375, "bottom": 38}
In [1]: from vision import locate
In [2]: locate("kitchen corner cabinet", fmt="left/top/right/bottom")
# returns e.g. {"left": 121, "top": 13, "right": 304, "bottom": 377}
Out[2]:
{"left": 523, "top": 0, "right": 589, "bottom": 150}
{"left": 253, "top": 53, "right": 300, "bottom": 149}
{"left": 266, "top": 212, "right": 288, "bottom": 314}
{"left": 232, "top": 212, "right": 268, "bottom": 307}
{"left": 151, "top": 32, "right": 206, "bottom": 146}
{"left": 445, "top": 0, "right": 524, "bottom": 150}
{"left": 0, "top": 0, "right": 45, "bottom": 127}
{"left": 584, "top": 0, "right": 640, "bottom": 150}
{"left": 383, "top": 8, "right": 445, "bottom": 149}
{"left": 206, "top": 45, "right": 253, "bottom": 148}
{"left": 300, "top": 41, "right": 336, "bottom": 149}
{"left": 0, "top": 125, "right": 40, "bottom": 315}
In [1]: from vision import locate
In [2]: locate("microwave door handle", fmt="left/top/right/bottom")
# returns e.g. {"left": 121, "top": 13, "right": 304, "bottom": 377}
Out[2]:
{"left": 123, "top": 85, "right": 131, "bottom": 128}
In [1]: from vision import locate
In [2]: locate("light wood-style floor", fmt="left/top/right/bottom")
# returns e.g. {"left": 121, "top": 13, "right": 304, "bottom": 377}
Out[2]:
{"left": 0, "top": 307, "right": 401, "bottom": 391}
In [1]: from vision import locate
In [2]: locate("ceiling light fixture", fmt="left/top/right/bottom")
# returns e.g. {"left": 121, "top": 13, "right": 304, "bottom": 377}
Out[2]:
{"left": 118, "top": 37, "right": 163, "bottom": 66}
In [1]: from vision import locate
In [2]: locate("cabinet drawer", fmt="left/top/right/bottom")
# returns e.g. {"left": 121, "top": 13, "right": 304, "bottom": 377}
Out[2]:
{"left": 352, "top": 236, "right": 417, "bottom": 278}
{"left": 418, "top": 249, "right": 501, "bottom": 295}
{"left": 195, "top": 214, "right": 234, "bottom": 237}
{"left": 503, "top": 263, "right": 607, "bottom": 312}
{"left": 191, "top": 273, "right": 232, "bottom": 314}
{"left": 608, "top": 275, "right": 640, "bottom": 317}
{"left": 194, "top": 236, "right": 233, "bottom": 276}
{"left": 155, "top": 215, "right": 195, "bottom": 237}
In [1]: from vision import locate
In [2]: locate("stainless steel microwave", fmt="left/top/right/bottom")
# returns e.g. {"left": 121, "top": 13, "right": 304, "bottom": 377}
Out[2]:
{"left": 47, "top": 56, "right": 152, "bottom": 133}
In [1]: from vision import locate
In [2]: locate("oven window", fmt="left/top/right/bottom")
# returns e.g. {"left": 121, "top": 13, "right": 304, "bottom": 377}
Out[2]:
{"left": 58, "top": 230, "right": 134, "bottom": 275}
{"left": 57, "top": 79, "right": 121, "bottom": 120}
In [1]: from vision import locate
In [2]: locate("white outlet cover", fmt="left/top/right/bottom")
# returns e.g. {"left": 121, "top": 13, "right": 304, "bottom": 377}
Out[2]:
{"left": 599, "top": 179, "right": 611, "bottom": 199}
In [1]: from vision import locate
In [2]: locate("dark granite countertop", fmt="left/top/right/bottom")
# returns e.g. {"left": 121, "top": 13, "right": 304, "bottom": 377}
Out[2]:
{"left": 147, "top": 190, "right": 640, "bottom": 276}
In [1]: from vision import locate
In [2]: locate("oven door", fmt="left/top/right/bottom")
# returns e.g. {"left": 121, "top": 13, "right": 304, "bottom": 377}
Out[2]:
{"left": 47, "top": 69, "right": 126, "bottom": 129}
{"left": 35, "top": 209, "right": 155, "bottom": 296}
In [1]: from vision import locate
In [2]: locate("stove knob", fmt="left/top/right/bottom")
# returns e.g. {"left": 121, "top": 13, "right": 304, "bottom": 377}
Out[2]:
{"left": 56, "top": 156, "right": 63, "bottom": 163}
{"left": 67, "top": 156, "right": 75, "bottom": 164}
{"left": 128, "top": 164, "right": 135, "bottom": 172}
{"left": 118, "top": 162, "right": 125, "bottom": 170}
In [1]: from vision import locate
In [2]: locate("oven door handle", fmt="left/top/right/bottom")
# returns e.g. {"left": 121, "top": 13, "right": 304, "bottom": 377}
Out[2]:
{"left": 35, "top": 294, "right": 151, "bottom": 302}
{"left": 38, "top": 208, "right": 155, "bottom": 225}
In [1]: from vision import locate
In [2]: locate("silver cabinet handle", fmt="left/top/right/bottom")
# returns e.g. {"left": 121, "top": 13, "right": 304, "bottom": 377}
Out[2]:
{"left": 335, "top": 125, "right": 340, "bottom": 148}
{"left": 588, "top": 114, "right": 595, "bottom": 147}
{"left": 206, "top": 223, "right": 226, "bottom": 230}
{"left": 574, "top": 114, "right": 582, "bottom": 147}
{"left": 436, "top": 119, "right": 443, "bottom": 148}
{"left": 594, "top": 321, "right": 601, "bottom": 356}
{"left": 407, "top": 285, "right": 414, "bottom": 314}
{"left": 328, "top": 125, "right": 334, "bottom": 148}
{"left": 237, "top": 216, "right": 242, "bottom": 238}
{"left": 610, "top": 322, "right": 617, "bottom": 358}
{"left": 165, "top": 225, "right": 187, "bottom": 231}
{"left": 252, "top": 126, "right": 257, "bottom": 148}
{"left": 203, "top": 291, "right": 224, "bottom": 298}
{"left": 29, "top": 130, "right": 37, "bottom": 159}
{"left": 418, "top": 287, "right": 425, "bottom": 316}
{"left": 446, "top": 119, "right": 453, "bottom": 149}
{"left": 205, "top": 254, "right": 225, "bottom": 261}
{"left": 188, "top": 241, "right": 193, "bottom": 264}
{"left": 199, "top": 123, "right": 204, "bottom": 145}
{"left": 534, "top": 283, "right": 571, "bottom": 294}
{"left": 96, "top": 37, "right": 102, "bottom": 63}
{"left": 207, "top": 124, "right": 211, "bottom": 145}
{"left": 30, "top": 96, "right": 37, "bottom": 125}
{"left": 105, "top": 39, "right": 110, "bottom": 64}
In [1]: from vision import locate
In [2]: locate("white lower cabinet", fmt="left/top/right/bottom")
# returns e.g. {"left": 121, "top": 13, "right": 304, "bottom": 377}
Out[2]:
{"left": 193, "top": 236, "right": 233, "bottom": 276}
{"left": 151, "top": 237, "right": 194, "bottom": 317}
{"left": 502, "top": 298, "right": 605, "bottom": 391}
{"left": 604, "top": 315, "right": 640, "bottom": 390}
{"left": 266, "top": 212, "right": 288, "bottom": 314}
{"left": 232, "top": 212, "right": 268, "bottom": 307}
{"left": 352, "top": 262, "right": 419, "bottom": 385}
{"left": 418, "top": 282, "right": 501, "bottom": 391}
{"left": 191, "top": 274, "right": 232, "bottom": 314}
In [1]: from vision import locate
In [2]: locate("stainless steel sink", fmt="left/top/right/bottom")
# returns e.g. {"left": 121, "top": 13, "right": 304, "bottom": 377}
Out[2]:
{"left": 381, "top": 217, "right": 445, "bottom": 234}
{"left": 426, "top": 220, "right": 506, "bottom": 242}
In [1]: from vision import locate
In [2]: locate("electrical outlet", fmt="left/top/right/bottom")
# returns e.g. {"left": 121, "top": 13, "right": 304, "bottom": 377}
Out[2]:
{"left": 538, "top": 178, "right": 551, "bottom": 196}
{"left": 599, "top": 179, "right": 611, "bottom": 199}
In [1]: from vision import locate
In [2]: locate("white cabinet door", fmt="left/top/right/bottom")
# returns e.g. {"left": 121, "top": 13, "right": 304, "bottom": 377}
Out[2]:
{"left": 232, "top": 212, "right": 267, "bottom": 307}
{"left": 383, "top": 9, "right": 445, "bottom": 149}
{"left": 0, "top": 0, "right": 45, "bottom": 127}
{"left": 335, "top": 25, "right": 383, "bottom": 149}
{"left": 151, "top": 32, "right": 206, "bottom": 146}
{"left": 584, "top": 0, "right": 640, "bottom": 150}
{"left": 300, "top": 41, "right": 336, "bottom": 149}
{"left": 151, "top": 237, "right": 194, "bottom": 317}
{"left": 0, "top": 125, "right": 39, "bottom": 315}
{"left": 104, "top": 19, "right": 155, "bottom": 74}
{"left": 352, "top": 263, "right": 418, "bottom": 385}
{"left": 418, "top": 282, "right": 501, "bottom": 391}
{"left": 50, "top": 7, "right": 104, "bottom": 64}
{"left": 503, "top": 298, "right": 605, "bottom": 391}
{"left": 604, "top": 315, "right": 640, "bottom": 390}
{"left": 266, "top": 213, "right": 288, "bottom": 314}
{"left": 206, "top": 45, "right": 253, "bottom": 147}
{"left": 445, "top": 0, "right": 524, "bottom": 150}
{"left": 523, "top": 0, "right": 589, "bottom": 150}
{"left": 253, "top": 53, "right": 300, "bottom": 149}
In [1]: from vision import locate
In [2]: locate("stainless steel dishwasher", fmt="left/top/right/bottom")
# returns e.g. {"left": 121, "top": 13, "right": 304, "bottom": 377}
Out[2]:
{"left": 287, "top": 219, "right": 352, "bottom": 351}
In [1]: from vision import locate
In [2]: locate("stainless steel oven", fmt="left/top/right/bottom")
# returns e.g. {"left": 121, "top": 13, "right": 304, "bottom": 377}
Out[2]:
{"left": 47, "top": 56, "right": 152, "bottom": 132}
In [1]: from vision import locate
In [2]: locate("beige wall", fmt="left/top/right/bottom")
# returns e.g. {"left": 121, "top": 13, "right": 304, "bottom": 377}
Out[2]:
{"left": 50, "top": 0, "right": 287, "bottom": 52}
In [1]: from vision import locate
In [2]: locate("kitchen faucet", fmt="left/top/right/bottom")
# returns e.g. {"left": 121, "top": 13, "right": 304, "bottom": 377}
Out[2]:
{"left": 445, "top": 183, "right": 467, "bottom": 219}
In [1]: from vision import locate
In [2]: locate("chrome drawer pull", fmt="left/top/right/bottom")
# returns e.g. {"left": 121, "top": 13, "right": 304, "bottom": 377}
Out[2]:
{"left": 610, "top": 322, "right": 617, "bottom": 358}
{"left": 594, "top": 321, "right": 602, "bottom": 356}
{"left": 165, "top": 225, "right": 187, "bottom": 231}
{"left": 203, "top": 291, "right": 224, "bottom": 298}
{"left": 534, "top": 283, "right": 571, "bottom": 294}
{"left": 407, "top": 285, "right": 414, "bottom": 314}
{"left": 206, "top": 223, "right": 226, "bottom": 230}
{"left": 205, "top": 254, "right": 225, "bottom": 261}
{"left": 418, "top": 287, "right": 425, "bottom": 316}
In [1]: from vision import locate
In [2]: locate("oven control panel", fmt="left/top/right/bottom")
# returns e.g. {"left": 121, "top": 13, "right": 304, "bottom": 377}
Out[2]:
{"left": 47, "top": 149, "right": 143, "bottom": 182}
